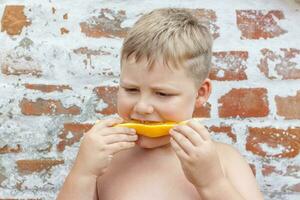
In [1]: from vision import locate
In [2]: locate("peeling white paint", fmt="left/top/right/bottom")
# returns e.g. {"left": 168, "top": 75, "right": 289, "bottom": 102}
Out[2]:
{"left": 216, "top": 69, "right": 225, "bottom": 78}
{"left": 259, "top": 143, "right": 286, "bottom": 155}
{"left": 211, "top": 133, "right": 235, "bottom": 144}
{"left": 0, "top": 0, "right": 299, "bottom": 200}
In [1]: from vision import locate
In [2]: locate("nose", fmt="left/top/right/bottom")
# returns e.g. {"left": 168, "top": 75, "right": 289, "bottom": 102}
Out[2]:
{"left": 133, "top": 97, "right": 154, "bottom": 115}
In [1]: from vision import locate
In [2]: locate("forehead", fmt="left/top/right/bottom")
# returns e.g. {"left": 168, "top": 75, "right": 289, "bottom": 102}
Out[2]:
{"left": 120, "top": 57, "right": 196, "bottom": 89}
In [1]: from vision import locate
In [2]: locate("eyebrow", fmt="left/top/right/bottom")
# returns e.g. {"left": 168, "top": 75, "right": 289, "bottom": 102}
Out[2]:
{"left": 120, "top": 80, "right": 179, "bottom": 91}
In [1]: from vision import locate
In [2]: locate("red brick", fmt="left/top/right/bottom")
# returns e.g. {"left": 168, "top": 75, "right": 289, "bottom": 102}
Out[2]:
{"left": 189, "top": 9, "right": 219, "bottom": 39}
{"left": 80, "top": 9, "right": 129, "bottom": 38}
{"left": 258, "top": 48, "right": 300, "bottom": 80}
{"left": 20, "top": 98, "right": 81, "bottom": 116}
{"left": 1, "top": 5, "right": 31, "bottom": 35}
{"left": 0, "top": 144, "right": 22, "bottom": 154}
{"left": 57, "top": 123, "right": 92, "bottom": 152}
{"left": 210, "top": 51, "right": 248, "bottom": 81}
{"left": 16, "top": 159, "right": 64, "bottom": 174}
{"left": 24, "top": 84, "right": 72, "bottom": 93}
{"left": 275, "top": 91, "right": 300, "bottom": 119}
{"left": 192, "top": 102, "right": 211, "bottom": 118}
{"left": 209, "top": 125, "right": 237, "bottom": 143}
{"left": 94, "top": 86, "right": 118, "bottom": 115}
{"left": 236, "top": 10, "right": 286, "bottom": 39}
{"left": 218, "top": 88, "right": 269, "bottom": 118}
{"left": 246, "top": 127, "right": 300, "bottom": 158}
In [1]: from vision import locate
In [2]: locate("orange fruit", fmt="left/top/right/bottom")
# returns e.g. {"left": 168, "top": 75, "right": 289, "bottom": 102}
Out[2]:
{"left": 115, "top": 121, "right": 186, "bottom": 138}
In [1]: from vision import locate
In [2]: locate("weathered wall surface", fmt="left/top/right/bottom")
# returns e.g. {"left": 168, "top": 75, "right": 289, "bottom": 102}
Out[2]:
{"left": 0, "top": 0, "right": 299, "bottom": 199}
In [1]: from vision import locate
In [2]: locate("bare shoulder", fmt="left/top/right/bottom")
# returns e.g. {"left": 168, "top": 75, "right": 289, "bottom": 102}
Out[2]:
{"left": 214, "top": 141, "right": 253, "bottom": 177}
{"left": 214, "top": 141, "right": 237, "bottom": 153}
{"left": 214, "top": 142, "right": 245, "bottom": 162}
{"left": 214, "top": 142, "right": 264, "bottom": 200}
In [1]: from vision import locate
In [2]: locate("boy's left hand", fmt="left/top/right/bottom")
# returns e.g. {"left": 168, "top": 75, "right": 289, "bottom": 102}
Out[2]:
{"left": 169, "top": 119, "right": 226, "bottom": 189}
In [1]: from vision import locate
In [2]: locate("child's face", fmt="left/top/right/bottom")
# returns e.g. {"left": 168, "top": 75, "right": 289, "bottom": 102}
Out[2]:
{"left": 117, "top": 57, "right": 208, "bottom": 149}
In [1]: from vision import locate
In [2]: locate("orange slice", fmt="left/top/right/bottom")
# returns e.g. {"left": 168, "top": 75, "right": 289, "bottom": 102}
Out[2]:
{"left": 115, "top": 121, "right": 186, "bottom": 138}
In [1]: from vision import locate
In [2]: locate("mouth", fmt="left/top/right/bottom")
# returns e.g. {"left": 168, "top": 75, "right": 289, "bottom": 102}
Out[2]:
{"left": 130, "top": 119, "right": 162, "bottom": 124}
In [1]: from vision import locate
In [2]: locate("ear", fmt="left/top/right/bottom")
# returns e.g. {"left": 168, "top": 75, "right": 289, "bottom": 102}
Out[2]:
{"left": 195, "top": 78, "right": 212, "bottom": 108}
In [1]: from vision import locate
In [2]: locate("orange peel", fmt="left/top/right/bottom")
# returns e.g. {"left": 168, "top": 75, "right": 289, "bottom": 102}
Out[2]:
{"left": 115, "top": 118, "right": 205, "bottom": 138}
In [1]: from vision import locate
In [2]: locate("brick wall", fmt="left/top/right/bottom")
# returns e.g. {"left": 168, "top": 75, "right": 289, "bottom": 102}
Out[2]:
{"left": 0, "top": 0, "right": 299, "bottom": 199}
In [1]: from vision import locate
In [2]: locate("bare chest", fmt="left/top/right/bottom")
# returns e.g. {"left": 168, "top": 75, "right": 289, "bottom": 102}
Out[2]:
{"left": 97, "top": 149, "right": 201, "bottom": 200}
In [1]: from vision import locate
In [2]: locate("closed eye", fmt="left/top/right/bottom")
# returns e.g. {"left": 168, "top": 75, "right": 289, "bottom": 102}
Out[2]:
{"left": 122, "top": 86, "right": 175, "bottom": 96}
{"left": 124, "top": 88, "right": 139, "bottom": 92}
{"left": 156, "top": 92, "right": 174, "bottom": 97}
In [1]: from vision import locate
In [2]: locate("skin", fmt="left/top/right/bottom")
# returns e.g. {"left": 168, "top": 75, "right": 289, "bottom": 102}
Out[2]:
{"left": 57, "top": 57, "right": 264, "bottom": 200}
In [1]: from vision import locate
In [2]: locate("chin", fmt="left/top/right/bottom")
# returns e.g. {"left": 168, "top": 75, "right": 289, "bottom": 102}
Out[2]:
{"left": 135, "top": 135, "right": 170, "bottom": 149}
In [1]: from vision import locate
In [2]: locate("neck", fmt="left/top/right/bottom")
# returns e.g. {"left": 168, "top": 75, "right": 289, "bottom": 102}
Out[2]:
{"left": 135, "top": 135, "right": 171, "bottom": 148}
{"left": 134, "top": 142, "right": 173, "bottom": 154}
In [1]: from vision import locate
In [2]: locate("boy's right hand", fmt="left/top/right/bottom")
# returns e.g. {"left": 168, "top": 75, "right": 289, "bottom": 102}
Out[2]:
{"left": 72, "top": 118, "right": 137, "bottom": 178}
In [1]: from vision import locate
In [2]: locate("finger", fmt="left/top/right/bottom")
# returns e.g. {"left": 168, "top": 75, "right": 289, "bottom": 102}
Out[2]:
{"left": 104, "top": 134, "right": 138, "bottom": 144}
{"left": 186, "top": 120, "right": 211, "bottom": 141}
{"left": 173, "top": 125, "right": 203, "bottom": 146}
{"left": 170, "top": 137, "right": 189, "bottom": 160}
{"left": 94, "top": 118, "right": 124, "bottom": 129}
{"left": 107, "top": 142, "right": 136, "bottom": 155}
{"left": 170, "top": 129, "right": 194, "bottom": 155}
{"left": 102, "top": 126, "right": 136, "bottom": 136}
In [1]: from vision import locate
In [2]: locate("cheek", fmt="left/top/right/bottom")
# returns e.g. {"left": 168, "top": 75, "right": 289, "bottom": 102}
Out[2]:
{"left": 158, "top": 97, "right": 196, "bottom": 121}
{"left": 117, "top": 92, "right": 133, "bottom": 118}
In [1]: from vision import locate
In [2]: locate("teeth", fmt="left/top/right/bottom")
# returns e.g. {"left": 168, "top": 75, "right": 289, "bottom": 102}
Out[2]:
{"left": 132, "top": 119, "right": 158, "bottom": 123}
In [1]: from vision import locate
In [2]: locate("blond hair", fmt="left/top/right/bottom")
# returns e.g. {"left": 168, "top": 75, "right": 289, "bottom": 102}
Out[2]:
{"left": 121, "top": 8, "right": 213, "bottom": 85}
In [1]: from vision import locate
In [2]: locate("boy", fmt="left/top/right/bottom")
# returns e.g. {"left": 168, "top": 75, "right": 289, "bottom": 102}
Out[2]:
{"left": 57, "top": 8, "right": 264, "bottom": 200}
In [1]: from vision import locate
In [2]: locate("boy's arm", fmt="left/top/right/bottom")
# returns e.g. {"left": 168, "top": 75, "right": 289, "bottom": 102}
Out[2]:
{"left": 56, "top": 117, "right": 136, "bottom": 200}
{"left": 56, "top": 168, "right": 98, "bottom": 200}
{"left": 196, "top": 143, "right": 264, "bottom": 200}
